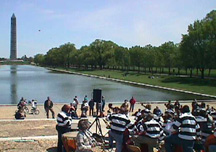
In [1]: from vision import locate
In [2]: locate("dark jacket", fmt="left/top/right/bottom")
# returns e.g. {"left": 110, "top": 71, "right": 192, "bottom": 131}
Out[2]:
{"left": 44, "top": 100, "right": 53, "bottom": 109}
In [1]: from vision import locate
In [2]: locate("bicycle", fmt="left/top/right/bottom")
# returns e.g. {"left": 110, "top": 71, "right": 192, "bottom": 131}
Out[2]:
{"left": 30, "top": 108, "right": 40, "bottom": 115}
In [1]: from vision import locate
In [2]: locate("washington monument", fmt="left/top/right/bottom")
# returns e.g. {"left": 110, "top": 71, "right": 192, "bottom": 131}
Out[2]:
{"left": 10, "top": 13, "right": 17, "bottom": 60}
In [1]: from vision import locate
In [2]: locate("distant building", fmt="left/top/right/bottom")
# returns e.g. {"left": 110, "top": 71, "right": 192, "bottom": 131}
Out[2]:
{"left": 10, "top": 13, "right": 17, "bottom": 60}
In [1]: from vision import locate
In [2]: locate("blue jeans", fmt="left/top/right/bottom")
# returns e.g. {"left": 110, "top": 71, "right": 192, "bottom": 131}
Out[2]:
{"left": 209, "top": 145, "right": 216, "bottom": 152}
{"left": 165, "top": 134, "right": 195, "bottom": 152}
{"left": 109, "top": 130, "right": 123, "bottom": 152}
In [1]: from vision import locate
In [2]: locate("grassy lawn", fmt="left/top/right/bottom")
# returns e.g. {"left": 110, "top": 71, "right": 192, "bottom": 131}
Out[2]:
{"left": 57, "top": 68, "right": 216, "bottom": 97}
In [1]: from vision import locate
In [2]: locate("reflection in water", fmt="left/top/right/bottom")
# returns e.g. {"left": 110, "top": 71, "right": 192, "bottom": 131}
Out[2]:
{"left": 0, "top": 65, "right": 212, "bottom": 104}
{"left": 10, "top": 65, "right": 18, "bottom": 104}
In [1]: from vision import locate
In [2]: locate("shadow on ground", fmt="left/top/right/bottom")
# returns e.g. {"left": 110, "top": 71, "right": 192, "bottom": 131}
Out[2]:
{"left": 162, "top": 77, "right": 216, "bottom": 87}
{"left": 47, "top": 147, "right": 57, "bottom": 152}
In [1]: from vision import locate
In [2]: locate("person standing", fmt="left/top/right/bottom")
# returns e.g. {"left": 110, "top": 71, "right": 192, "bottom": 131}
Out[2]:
{"left": 56, "top": 104, "right": 72, "bottom": 152}
{"left": 107, "top": 109, "right": 132, "bottom": 152}
{"left": 88, "top": 99, "right": 94, "bottom": 116}
{"left": 129, "top": 96, "right": 136, "bottom": 112}
{"left": 84, "top": 95, "right": 88, "bottom": 102}
{"left": 165, "top": 105, "right": 200, "bottom": 152}
{"left": 73, "top": 96, "right": 79, "bottom": 111}
{"left": 101, "top": 96, "right": 105, "bottom": 112}
{"left": 44, "top": 97, "right": 55, "bottom": 119}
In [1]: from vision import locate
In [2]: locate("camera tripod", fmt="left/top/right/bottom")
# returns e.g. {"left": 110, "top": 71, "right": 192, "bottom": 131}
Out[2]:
{"left": 88, "top": 116, "right": 104, "bottom": 137}
{"left": 88, "top": 116, "right": 111, "bottom": 151}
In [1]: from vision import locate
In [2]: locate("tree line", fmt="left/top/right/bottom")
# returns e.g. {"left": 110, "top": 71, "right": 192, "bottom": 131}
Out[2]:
{"left": 34, "top": 10, "right": 216, "bottom": 79}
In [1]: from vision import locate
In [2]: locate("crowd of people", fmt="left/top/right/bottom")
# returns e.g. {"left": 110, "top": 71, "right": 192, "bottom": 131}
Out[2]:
{"left": 105, "top": 99, "right": 216, "bottom": 152}
{"left": 15, "top": 96, "right": 54, "bottom": 119}
{"left": 56, "top": 98, "right": 216, "bottom": 152}
{"left": 14, "top": 96, "right": 216, "bottom": 152}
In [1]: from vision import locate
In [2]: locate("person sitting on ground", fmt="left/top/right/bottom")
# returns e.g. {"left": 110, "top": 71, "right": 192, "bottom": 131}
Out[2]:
{"left": 44, "top": 96, "right": 55, "bottom": 119}
{"left": 15, "top": 108, "right": 26, "bottom": 119}
{"left": 75, "top": 119, "right": 96, "bottom": 152}
{"left": 56, "top": 104, "right": 72, "bottom": 152}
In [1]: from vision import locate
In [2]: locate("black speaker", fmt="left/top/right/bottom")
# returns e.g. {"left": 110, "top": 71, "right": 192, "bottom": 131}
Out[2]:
{"left": 93, "top": 89, "right": 102, "bottom": 103}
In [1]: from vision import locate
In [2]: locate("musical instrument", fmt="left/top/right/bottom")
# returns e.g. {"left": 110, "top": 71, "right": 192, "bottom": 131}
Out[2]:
{"left": 62, "top": 132, "right": 77, "bottom": 152}
{"left": 140, "top": 103, "right": 151, "bottom": 110}
{"left": 127, "top": 145, "right": 141, "bottom": 152}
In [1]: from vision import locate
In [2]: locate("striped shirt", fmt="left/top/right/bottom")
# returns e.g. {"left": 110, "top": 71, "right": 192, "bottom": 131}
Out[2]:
{"left": 173, "top": 112, "right": 200, "bottom": 140}
{"left": 141, "top": 119, "right": 164, "bottom": 139}
{"left": 107, "top": 113, "right": 131, "bottom": 134}
{"left": 143, "top": 108, "right": 150, "bottom": 116}
{"left": 210, "top": 111, "right": 216, "bottom": 125}
{"left": 196, "top": 116, "right": 213, "bottom": 142}
{"left": 57, "top": 111, "right": 72, "bottom": 128}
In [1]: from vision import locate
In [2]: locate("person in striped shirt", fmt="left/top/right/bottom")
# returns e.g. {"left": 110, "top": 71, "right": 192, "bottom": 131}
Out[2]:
{"left": 210, "top": 110, "right": 216, "bottom": 126}
{"left": 165, "top": 105, "right": 200, "bottom": 152}
{"left": 56, "top": 104, "right": 73, "bottom": 152}
{"left": 133, "top": 113, "right": 164, "bottom": 152}
{"left": 107, "top": 108, "right": 132, "bottom": 152}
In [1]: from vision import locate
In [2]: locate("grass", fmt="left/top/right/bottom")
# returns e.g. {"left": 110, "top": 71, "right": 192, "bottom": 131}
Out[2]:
{"left": 56, "top": 68, "right": 216, "bottom": 97}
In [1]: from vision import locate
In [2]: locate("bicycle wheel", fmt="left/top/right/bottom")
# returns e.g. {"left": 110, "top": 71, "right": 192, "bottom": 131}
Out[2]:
{"left": 31, "top": 109, "right": 34, "bottom": 114}
{"left": 24, "top": 107, "right": 29, "bottom": 114}
{"left": 34, "top": 110, "right": 40, "bottom": 115}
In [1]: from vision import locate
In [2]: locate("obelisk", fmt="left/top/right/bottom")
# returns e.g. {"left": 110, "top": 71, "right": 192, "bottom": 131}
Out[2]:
{"left": 10, "top": 13, "right": 17, "bottom": 60}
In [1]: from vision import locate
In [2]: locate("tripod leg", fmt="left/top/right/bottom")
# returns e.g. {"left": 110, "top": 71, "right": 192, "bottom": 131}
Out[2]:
{"left": 88, "top": 119, "right": 96, "bottom": 130}
{"left": 97, "top": 119, "right": 103, "bottom": 137}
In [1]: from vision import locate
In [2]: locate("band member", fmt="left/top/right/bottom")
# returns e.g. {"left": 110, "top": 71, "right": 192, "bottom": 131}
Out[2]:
{"left": 56, "top": 104, "right": 72, "bottom": 152}
{"left": 107, "top": 108, "right": 132, "bottom": 152}
{"left": 133, "top": 113, "right": 164, "bottom": 152}
{"left": 165, "top": 105, "right": 200, "bottom": 152}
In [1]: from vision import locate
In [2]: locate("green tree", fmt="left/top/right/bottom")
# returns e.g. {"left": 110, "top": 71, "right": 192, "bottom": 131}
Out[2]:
{"left": 159, "top": 41, "right": 177, "bottom": 75}
{"left": 34, "top": 54, "right": 45, "bottom": 65}
{"left": 89, "top": 39, "right": 118, "bottom": 69}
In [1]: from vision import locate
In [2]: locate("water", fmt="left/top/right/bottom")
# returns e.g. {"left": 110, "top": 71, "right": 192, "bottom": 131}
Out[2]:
{"left": 0, "top": 65, "right": 211, "bottom": 104}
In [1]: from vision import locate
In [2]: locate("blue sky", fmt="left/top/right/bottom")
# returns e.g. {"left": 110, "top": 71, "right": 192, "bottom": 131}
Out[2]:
{"left": 0, "top": 0, "right": 215, "bottom": 58}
